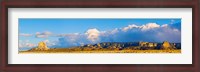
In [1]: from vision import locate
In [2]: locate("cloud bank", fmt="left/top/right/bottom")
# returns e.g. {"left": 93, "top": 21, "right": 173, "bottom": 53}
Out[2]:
{"left": 19, "top": 22, "right": 181, "bottom": 48}
{"left": 52, "top": 22, "right": 181, "bottom": 48}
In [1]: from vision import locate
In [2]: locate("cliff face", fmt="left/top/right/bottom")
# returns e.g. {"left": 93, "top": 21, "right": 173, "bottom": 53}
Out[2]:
{"left": 29, "top": 42, "right": 49, "bottom": 51}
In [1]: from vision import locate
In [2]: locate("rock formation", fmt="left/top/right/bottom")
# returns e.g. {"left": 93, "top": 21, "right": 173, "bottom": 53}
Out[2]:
{"left": 29, "top": 42, "right": 49, "bottom": 51}
{"left": 161, "top": 41, "right": 173, "bottom": 50}
{"left": 139, "top": 42, "right": 157, "bottom": 47}
{"left": 80, "top": 41, "right": 180, "bottom": 50}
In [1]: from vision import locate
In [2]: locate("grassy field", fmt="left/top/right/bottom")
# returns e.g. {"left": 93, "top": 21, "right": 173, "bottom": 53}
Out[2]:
{"left": 19, "top": 49, "right": 181, "bottom": 54}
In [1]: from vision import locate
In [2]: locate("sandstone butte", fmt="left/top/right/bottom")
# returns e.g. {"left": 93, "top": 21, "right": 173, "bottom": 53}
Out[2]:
{"left": 29, "top": 42, "right": 49, "bottom": 51}
{"left": 161, "top": 41, "right": 173, "bottom": 50}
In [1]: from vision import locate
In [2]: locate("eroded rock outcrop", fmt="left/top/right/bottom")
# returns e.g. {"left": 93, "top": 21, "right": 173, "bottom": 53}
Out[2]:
{"left": 29, "top": 42, "right": 49, "bottom": 51}
{"left": 161, "top": 41, "right": 173, "bottom": 50}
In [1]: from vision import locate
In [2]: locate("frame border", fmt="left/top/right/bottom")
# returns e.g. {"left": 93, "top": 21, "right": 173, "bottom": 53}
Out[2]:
{"left": 1, "top": 0, "right": 199, "bottom": 72}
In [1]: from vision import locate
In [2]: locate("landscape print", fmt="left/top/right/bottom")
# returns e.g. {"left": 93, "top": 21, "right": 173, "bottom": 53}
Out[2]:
{"left": 19, "top": 18, "right": 181, "bottom": 53}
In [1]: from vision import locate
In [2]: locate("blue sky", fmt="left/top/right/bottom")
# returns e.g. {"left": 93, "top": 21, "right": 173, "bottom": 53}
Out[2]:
{"left": 19, "top": 18, "right": 181, "bottom": 50}
{"left": 19, "top": 18, "right": 180, "bottom": 34}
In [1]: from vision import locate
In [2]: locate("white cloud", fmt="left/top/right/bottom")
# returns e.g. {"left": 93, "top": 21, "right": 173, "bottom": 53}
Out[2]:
{"left": 19, "top": 33, "right": 32, "bottom": 37}
{"left": 161, "top": 24, "right": 168, "bottom": 28}
{"left": 35, "top": 31, "right": 52, "bottom": 38}
{"left": 85, "top": 28, "right": 100, "bottom": 42}
{"left": 122, "top": 23, "right": 160, "bottom": 32}
{"left": 19, "top": 40, "right": 37, "bottom": 49}
{"left": 140, "top": 23, "right": 160, "bottom": 31}
{"left": 111, "top": 28, "right": 119, "bottom": 34}
{"left": 52, "top": 29, "right": 103, "bottom": 48}
{"left": 47, "top": 22, "right": 181, "bottom": 48}
{"left": 122, "top": 24, "right": 139, "bottom": 32}
{"left": 99, "top": 23, "right": 180, "bottom": 43}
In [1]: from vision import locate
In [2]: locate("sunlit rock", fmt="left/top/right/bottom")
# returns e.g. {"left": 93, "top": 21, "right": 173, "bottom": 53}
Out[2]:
{"left": 161, "top": 41, "right": 172, "bottom": 50}
{"left": 29, "top": 42, "right": 49, "bottom": 51}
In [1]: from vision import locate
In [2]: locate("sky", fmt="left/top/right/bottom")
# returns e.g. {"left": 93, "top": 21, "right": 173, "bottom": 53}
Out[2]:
{"left": 19, "top": 18, "right": 181, "bottom": 50}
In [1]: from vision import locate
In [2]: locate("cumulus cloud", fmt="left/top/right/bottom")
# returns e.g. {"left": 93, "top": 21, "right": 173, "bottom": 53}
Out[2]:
{"left": 140, "top": 23, "right": 160, "bottom": 30}
{"left": 51, "top": 29, "right": 101, "bottom": 48}
{"left": 122, "top": 24, "right": 139, "bottom": 32}
{"left": 49, "top": 22, "right": 181, "bottom": 48}
{"left": 105, "top": 23, "right": 181, "bottom": 43}
{"left": 122, "top": 23, "right": 161, "bottom": 32}
{"left": 19, "top": 33, "right": 32, "bottom": 37}
{"left": 35, "top": 31, "right": 52, "bottom": 38}
{"left": 85, "top": 28, "right": 100, "bottom": 42}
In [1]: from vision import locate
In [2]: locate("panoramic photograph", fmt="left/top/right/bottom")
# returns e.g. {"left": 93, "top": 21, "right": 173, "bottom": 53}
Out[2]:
{"left": 18, "top": 18, "right": 181, "bottom": 53}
